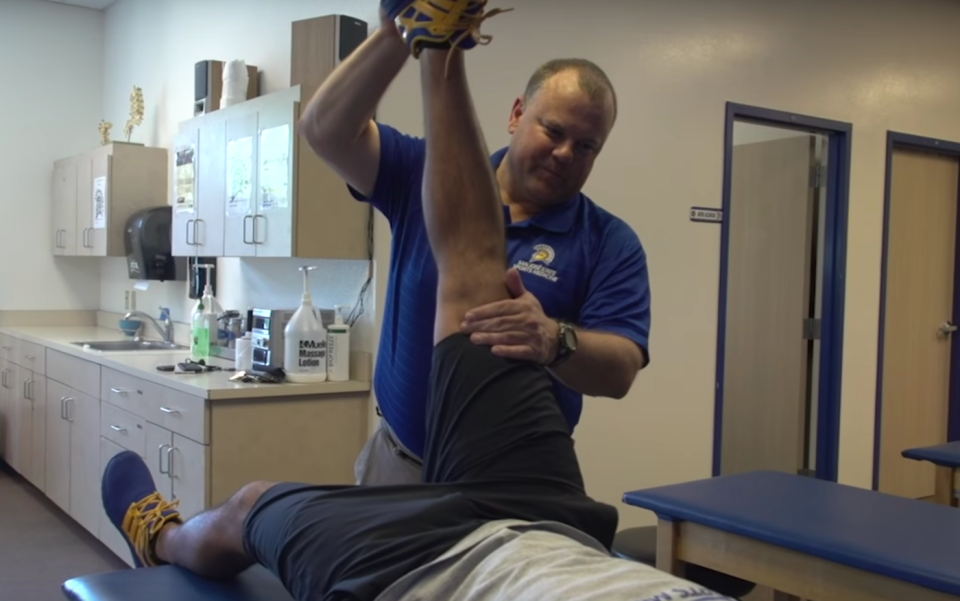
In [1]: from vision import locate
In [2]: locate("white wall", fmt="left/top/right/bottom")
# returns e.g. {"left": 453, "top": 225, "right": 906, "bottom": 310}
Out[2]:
{"left": 88, "top": 0, "right": 960, "bottom": 529}
{"left": 99, "top": 0, "right": 380, "bottom": 361}
{"left": 0, "top": 0, "right": 102, "bottom": 310}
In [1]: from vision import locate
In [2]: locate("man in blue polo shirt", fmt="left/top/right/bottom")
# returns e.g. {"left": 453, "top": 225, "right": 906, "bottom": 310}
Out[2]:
{"left": 299, "top": 8, "right": 650, "bottom": 485}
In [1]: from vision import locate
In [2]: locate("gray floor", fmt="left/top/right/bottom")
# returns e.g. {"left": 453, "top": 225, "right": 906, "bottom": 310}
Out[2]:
{"left": 0, "top": 462, "right": 128, "bottom": 600}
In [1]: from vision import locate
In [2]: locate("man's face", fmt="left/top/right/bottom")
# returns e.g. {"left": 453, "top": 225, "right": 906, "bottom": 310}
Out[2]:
{"left": 505, "top": 70, "right": 615, "bottom": 207}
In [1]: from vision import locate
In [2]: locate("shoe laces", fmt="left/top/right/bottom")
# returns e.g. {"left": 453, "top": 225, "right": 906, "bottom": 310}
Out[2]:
{"left": 445, "top": 5, "right": 514, "bottom": 76}
{"left": 122, "top": 491, "right": 181, "bottom": 567}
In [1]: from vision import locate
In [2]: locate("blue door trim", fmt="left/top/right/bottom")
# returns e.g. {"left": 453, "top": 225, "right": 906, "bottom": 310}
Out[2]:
{"left": 872, "top": 131, "right": 960, "bottom": 491}
{"left": 713, "top": 102, "right": 852, "bottom": 482}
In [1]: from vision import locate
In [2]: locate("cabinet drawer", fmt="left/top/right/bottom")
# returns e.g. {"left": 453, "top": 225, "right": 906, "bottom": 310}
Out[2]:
{"left": 46, "top": 349, "right": 100, "bottom": 398}
{"left": 150, "top": 387, "right": 207, "bottom": 445}
{"left": 0, "top": 334, "right": 14, "bottom": 362}
{"left": 101, "top": 367, "right": 152, "bottom": 418}
{"left": 101, "top": 402, "right": 146, "bottom": 457}
{"left": 17, "top": 340, "right": 46, "bottom": 375}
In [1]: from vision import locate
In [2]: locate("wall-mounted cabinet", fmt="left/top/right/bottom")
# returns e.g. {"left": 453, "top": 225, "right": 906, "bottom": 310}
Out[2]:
{"left": 51, "top": 143, "right": 168, "bottom": 257}
{"left": 170, "top": 85, "right": 369, "bottom": 259}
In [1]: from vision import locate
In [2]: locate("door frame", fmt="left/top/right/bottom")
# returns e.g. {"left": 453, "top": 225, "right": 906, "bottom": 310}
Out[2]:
{"left": 872, "top": 131, "right": 960, "bottom": 490}
{"left": 712, "top": 102, "right": 852, "bottom": 482}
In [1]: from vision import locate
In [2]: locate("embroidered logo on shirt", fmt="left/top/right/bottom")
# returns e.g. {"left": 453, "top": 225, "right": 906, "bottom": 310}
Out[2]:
{"left": 530, "top": 244, "right": 555, "bottom": 265}
{"left": 514, "top": 244, "right": 559, "bottom": 282}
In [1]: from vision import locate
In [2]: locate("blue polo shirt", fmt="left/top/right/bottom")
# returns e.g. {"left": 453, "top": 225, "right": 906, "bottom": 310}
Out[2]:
{"left": 350, "top": 123, "right": 651, "bottom": 459}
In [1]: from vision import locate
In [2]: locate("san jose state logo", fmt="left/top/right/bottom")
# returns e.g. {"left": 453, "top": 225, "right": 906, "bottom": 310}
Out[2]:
{"left": 530, "top": 244, "right": 555, "bottom": 265}
{"left": 514, "top": 244, "right": 559, "bottom": 282}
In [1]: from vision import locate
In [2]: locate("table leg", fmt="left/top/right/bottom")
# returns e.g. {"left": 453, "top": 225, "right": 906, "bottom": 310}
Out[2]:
{"left": 655, "top": 518, "right": 683, "bottom": 575}
{"left": 934, "top": 466, "right": 956, "bottom": 507}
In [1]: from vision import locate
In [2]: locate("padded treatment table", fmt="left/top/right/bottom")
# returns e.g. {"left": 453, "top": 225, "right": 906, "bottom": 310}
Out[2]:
{"left": 62, "top": 564, "right": 293, "bottom": 601}
{"left": 902, "top": 440, "right": 960, "bottom": 507}
{"left": 623, "top": 470, "right": 960, "bottom": 601}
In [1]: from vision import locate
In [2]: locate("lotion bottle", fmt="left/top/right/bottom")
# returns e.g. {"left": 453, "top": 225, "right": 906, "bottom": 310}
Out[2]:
{"left": 326, "top": 305, "right": 351, "bottom": 382}
{"left": 283, "top": 266, "right": 327, "bottom": 383}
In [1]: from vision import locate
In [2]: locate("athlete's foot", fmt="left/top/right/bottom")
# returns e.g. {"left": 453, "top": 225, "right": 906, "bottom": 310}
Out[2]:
{"left": 102, "top": 450, "right": 182, "bottom": 568}
{"left": 382, "top": 0, "right": 512, "bottom": 58}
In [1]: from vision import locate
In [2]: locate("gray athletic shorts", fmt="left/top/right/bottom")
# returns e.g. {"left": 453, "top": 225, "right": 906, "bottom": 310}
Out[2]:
{"left": 353, "top": 418, "right": 423, "bottom": 485}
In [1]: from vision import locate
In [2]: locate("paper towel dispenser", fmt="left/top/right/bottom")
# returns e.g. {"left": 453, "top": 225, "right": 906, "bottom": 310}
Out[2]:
{"left": 124, "top": 206, "right": 187, "bottom": 282}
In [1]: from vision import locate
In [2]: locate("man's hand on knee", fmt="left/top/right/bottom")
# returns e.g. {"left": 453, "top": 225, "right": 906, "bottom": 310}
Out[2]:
{"left": 460, "top": 268, "right": 560, "bottom": 364}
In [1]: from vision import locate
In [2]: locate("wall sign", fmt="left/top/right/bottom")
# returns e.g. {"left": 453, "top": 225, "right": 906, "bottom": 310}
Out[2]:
{"left": 690, "top": 207, "right": 723, "bottom": 223}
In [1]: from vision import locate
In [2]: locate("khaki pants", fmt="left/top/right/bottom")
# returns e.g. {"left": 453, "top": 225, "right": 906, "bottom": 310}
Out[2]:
{"left": 353, "top": 419, "right": 423, "bottom": 485}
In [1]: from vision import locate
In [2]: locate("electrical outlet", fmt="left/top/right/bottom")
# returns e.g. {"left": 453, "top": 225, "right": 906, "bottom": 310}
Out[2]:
{"left": 131, "top": 290, "right": 137, "bottom": 311}
{"left": 124, "top": 291, "right": 130, "bottom": 311}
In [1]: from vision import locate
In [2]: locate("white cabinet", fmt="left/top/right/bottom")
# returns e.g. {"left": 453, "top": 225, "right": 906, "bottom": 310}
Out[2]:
{"left": 45, "top": 374, "right": 102, "bottom": 536}
{"left": 171, "top": 85, "right": 369, "bottom": 260}
{"left": 171, "top": 123, "right": 226, "bottom": 257}
{"left": 51, "top": 143, "right": 168, "bottom": 257}
{"left": 146, "top": 423, "right": 208, "bottom": 521}
{"left": 0, "top": 336, "right": 46, "bottom": 492}
{"left": 0, "top": 327, "right": 368, "bottom": 568}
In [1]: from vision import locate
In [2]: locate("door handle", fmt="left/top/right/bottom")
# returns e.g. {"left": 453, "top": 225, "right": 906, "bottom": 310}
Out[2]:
{"left": 940, "top": 321, "right": 958, "bottom": 335}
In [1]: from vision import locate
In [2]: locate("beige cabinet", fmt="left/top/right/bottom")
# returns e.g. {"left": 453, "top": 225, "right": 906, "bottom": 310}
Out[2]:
{"left": 171, "top": 85, "right": 369, "bottom": 259}
{"left": 0, "top": 328, "right": 368, "bottom": 568}
{"left": 51, "top": 143, "right": 168, "bottom": 257}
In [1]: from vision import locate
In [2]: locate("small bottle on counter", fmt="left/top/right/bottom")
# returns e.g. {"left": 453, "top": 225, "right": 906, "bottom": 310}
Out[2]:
{"left": 235, "top": 332, "right": 253, "bottom": 372}
{"left": 326, "top": 305, "right": 351, "bottom": 382}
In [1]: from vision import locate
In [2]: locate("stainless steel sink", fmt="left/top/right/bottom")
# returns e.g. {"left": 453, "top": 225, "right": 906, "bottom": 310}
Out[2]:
{"left": 71, "top": 340, "right": 187, "bottom": 352}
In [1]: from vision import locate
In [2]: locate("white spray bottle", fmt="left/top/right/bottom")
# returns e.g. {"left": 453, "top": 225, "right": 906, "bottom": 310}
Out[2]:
{"left": 283, "top": 265, "right": 327, "bottom": 383}
{"left": 326, "top": 305, "right": 351, "bottom": 382}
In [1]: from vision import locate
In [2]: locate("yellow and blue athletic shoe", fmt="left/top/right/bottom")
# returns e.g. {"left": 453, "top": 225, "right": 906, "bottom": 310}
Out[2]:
{"left": 102, "top": 450, "right": 182, "bottom": 568}
{"left": 382, "top": 0, "right": 511, "bottom": 57}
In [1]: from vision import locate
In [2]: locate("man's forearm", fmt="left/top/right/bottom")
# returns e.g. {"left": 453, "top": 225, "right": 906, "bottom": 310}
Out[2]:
{"left": 298, "top": 26, "right": 409, "bottom": 153}
{"left": 549, "top": 328, "right": 646, "bottom": 399}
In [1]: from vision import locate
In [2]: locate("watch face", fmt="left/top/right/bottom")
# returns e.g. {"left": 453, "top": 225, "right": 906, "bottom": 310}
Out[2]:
{"left": 563, "top": 325, "right": 578, "bottom": 352}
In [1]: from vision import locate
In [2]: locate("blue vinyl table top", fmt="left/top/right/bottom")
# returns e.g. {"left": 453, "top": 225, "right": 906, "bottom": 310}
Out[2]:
{"left": 623, "top": 471, "right": 960, "bottom": 597}
{"left": 903, "top": 440, "right": 960, "bottom": 468}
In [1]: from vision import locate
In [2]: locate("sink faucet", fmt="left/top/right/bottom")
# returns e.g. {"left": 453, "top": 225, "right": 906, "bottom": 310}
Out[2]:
{"left": 124, "top": 307, "right": 174, "bottom": 344}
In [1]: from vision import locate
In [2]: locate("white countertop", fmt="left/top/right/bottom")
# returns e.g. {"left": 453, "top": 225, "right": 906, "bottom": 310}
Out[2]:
{"left": 0, "top": 325, "right": 371, "bottom": 401}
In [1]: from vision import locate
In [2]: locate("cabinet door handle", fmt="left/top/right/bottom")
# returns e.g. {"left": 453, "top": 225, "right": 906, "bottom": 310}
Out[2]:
{"left": 193, "top": 219, "right": 203, "bottom": 246}
{"left": 158, "top": 443, "right": 170, "bottom": 474}
{"left": 185, "top": 219, "right": 194, "bottom": 245}
{"left": 28, "top": 379, "right": 34, "bottom": 401}
{"left": 167, "top": 446, "right": 175, "bottom": 479}
{"left": 110, "top": 387, "right": 128, "bottom": 396}
{"left": 243, "top": 215, "right": 253, "bottom": 244}
{"left": 64, "top": 397, "right": 74, "bottom": 422}
{"left": 60, "top": 396, "right": 67, "bottom": 420}
{"left": 110, "top": 424, "right": 127, "bottom": 434}
{"left": 253, "top": 215, "right": 266, "bottom": 244}
{"left": 23, "top": 378, "right": 32, "bottom": 400}
{"left": 159, "top": 406, "right": 180, "bottom": 415}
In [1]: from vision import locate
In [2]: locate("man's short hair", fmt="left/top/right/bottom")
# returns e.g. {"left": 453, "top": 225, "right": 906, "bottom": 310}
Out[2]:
{"left": 523, "top": 58, "right": 618, "bottom": 121}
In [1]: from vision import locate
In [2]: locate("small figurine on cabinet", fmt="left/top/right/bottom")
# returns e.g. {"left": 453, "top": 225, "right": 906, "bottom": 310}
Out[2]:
{"left": 98, "top": 120, "right": 113, "bottom": 146}
{"left": 124, "top": 85, "right": 145, "bottom": 142}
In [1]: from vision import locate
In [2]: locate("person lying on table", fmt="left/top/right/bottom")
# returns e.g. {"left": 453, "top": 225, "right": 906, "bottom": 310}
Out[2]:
{"left": 101, "top": 2, "right": 729, "bottom": 600}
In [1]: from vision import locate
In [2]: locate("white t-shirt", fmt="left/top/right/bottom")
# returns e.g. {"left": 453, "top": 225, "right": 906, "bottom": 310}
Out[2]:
{"left": 375, "top": 520, "right": 736, "bottom": 601}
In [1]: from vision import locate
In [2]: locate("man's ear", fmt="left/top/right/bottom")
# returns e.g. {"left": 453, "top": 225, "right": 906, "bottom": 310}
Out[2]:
{"left": 507, "top": 96, "right": 525, "bottom": 134}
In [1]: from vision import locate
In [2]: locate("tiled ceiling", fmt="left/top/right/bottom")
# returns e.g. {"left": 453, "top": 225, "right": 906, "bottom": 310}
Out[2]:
{"left": 37, "top": 0, "right": 118, "bottom": 9}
